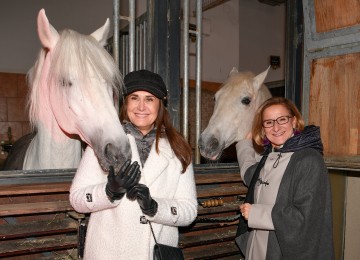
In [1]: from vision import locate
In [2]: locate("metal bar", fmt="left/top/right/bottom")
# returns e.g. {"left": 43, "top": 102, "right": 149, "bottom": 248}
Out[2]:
{"left": 139, "top": 24, "right": 144, "bottom": 69}
{"left": 113, "top": 0, "right": 120, "bottom": 66}
{"left": 182, "top": 0, "right": 190, "bottom": 140}
{"left": 143, "top": 20, "right": 147, "bottom": 69}
{"left": 129, "top": 0, "right": 135, "bottom": 72}
{"left": 195, "top": 0, "right": 203, "bottom": 164}
{"left": 136, "top": 25, "right": 140, "bottom": 69}
{"left": 146, "top": 0, "right": 155, "bottom": 71}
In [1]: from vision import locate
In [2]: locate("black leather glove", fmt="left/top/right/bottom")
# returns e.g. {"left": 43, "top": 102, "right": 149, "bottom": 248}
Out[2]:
{"left": 127, "top": 184, "right": 158, "bottom": 217}
{"left": 106, "top": 160, "right": 141, "bottom": 202}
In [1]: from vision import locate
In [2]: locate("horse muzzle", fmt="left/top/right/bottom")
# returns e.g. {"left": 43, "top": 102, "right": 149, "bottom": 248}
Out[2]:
{"left": 96, "top": 141, "right": 132, "bottom": 172}
{"left": 198, "top": 135, "right": 224, "bottom": 161}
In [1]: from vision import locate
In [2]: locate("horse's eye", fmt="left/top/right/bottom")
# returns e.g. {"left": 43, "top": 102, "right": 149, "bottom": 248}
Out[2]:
{"left": 241, "top": 97, "right": 251, "bottom": 105}
{"left": 59, "top": 78, "right": 72, "bottom": 87}
{"left": 213, "top": 96, "right": 216, "bottom": 102}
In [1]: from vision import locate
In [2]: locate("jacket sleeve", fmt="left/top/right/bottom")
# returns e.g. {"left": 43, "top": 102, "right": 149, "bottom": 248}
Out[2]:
{"left": 69, "top": 147, "right": 120, "bottom": 213}
{"left": 148, "top": 163, "right": 198, "bottom": 227}
{"left": 248, "top": 204, "right": 275, "bottom": 230}
{"left": 236, "top": 139, "right": 258, "bottom": 185}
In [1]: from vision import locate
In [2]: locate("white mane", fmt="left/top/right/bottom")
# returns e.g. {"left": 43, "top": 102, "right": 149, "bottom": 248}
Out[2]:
{"left": 27, "top": 29, "right": 123, "bottom": 130}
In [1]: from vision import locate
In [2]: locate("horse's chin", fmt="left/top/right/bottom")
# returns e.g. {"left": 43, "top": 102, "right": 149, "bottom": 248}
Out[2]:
{"left": 96, "top": 149, "right": 132, "bottom": 173}
{"left": 98, "top": 157, "right": 128, "bottom": 173}
{"left": 200, "top": 149, "right": 223, "bottom": 162}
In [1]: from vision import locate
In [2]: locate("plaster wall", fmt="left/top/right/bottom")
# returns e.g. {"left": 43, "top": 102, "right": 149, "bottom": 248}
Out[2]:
{"left": 0, "top": 0, "right": 285, "bottom": 83}
{"left": 0, "top": 0, "right": 115, "bottom": 74}
{"left": 185, "top": 0, "right": 285, "bottom": 84}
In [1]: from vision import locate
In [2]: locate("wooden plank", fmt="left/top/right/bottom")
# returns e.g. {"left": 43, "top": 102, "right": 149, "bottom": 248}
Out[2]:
{"left": 195, "top": 173, "right": 242, "bottom": 184}
{"left": 181, "top": 222, "right": 238, "bottom": 233}
{"left": 309, "top": 53, "right": 360, "bottom": 156}
{"left": 0, "top": 182, "right": 71, "bottom": 196}
{"left": 197, "top": 185, "right": 247, "bottom": 198}
{"left": 179, "top": 228, "right": 236, "bottom": 248}
{"left": 0, "top": 235, "right": 78, "bottom": 257}
{"left": 314, "top": 0, "right": 360, "bottom": 32}
{"left": 0, "top": 201, "right": 73, "bottom": 216}
{"left": 0, "top": 218, "right": 78, "bottom": 240}
{"left": 182, "top": 241, "right": 241, "bottom": 260}
{"left": 35, "top": 250, "right": 79, "bottom": 260}
{"left": 325, "top": 156, "right": 360, "bottom": 172}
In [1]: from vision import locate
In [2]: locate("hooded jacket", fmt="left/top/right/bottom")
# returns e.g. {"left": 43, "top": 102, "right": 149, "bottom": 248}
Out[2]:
{"left": 236, "top": 125, "right": 334, "bottom": 260}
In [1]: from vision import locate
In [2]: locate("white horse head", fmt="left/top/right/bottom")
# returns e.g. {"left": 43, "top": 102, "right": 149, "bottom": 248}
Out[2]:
{"left": 198, "top": 67, "right": 272, "bottom": 161}
{"left": 21, "top": 9, "right": 131, "bottom": 171}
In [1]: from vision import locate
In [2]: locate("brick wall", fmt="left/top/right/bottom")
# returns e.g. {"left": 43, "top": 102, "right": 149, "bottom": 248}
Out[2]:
{"left": 0, "top": 72, "right": 31, "bottom": 165}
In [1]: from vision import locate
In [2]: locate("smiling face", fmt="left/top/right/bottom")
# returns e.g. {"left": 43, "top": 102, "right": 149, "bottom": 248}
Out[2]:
{"left": 262, "top": 104, "right": 297, "bottom": 148}
{"left": 126, "top": 90, "right": 160, "bottom": 135}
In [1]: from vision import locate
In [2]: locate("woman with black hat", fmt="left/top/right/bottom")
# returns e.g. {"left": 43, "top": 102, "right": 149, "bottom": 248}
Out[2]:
{"left": 70, "top": 70, "right": 197, "bottom": 259}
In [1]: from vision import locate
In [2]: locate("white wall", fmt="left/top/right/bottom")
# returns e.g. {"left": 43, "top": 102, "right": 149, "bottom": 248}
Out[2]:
{"left": 238, "top": 0, "right": 285, "bottom": 83}
{"left": 185, "top": 0, "right": 240, "bottom": 83}
{"left": 186, "top": 0, "right": 285, "bottom": 84}
{"left": 0, "top": 0, "right": 114, "bottom": 73}
{"left": 0, "top": 0, "right": 285, "bottom": 83}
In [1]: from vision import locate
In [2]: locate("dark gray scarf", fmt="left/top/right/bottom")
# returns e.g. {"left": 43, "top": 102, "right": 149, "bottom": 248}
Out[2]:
{"left": 123, "top": 121, "right": 156, "bottom": 166}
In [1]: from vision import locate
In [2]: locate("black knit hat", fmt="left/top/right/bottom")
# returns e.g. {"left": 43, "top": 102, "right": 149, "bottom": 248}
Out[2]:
{"left": 124, "top": 70, "right": 167, "bottom": 102}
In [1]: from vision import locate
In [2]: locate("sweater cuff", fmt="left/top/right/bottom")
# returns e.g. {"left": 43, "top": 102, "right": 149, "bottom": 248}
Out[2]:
{"left": 248, "top": 204, "right": 275, "bottom": 230}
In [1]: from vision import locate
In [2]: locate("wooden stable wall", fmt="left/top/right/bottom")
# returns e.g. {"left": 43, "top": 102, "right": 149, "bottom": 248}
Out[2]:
{"left": 0, "top": 165, "right": 247, "bottom": 260}
{"left": 309, "top": 53, "right": 360, "bottom": 156}
{"left": 302, "top": 0, "right": 360, "bottom": 259}
{"left": 314, "top": 0, "right": 360, "bottom": 33}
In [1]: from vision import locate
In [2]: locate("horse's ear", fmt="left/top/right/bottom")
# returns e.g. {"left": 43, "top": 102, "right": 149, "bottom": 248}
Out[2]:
{"left": 229, "top": 67, "right": 238, "bottom": 77}
{"left": 253, "top": 66, "right": 270, "bottom": 90}
{"left": 37, "top": 9, "right": 59, "bottom": 50}
{"left": 91, "top": 18, "right": 110, "bottom": 46}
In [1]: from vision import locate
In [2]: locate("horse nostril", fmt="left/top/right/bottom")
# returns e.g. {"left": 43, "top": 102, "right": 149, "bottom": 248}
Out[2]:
{"left": 209, "top": 137, "right": 219, "bottom": 150}
{"left": 104, "top": 143, "right": 117, "bottom": 163}
{"left": 198, "top": 140, "right": 204, "bottom": 150}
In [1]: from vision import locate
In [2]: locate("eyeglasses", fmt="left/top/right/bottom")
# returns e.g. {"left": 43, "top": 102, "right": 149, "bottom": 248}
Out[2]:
{"left": 262, "top": 115, "right": 293, "bottom": 128}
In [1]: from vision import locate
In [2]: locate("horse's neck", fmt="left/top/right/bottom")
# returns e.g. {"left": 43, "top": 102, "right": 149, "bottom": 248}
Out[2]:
{"left": 23, "top": 123, "right": 82, "bottom": 170}
{"left": 23, "top": 68, "right": 82, "bottom": 170}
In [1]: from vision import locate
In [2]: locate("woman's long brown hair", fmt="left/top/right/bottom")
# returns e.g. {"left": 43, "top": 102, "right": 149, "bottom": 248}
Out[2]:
{"left": 120, "top": 98, "right": 192, "bottom": 173}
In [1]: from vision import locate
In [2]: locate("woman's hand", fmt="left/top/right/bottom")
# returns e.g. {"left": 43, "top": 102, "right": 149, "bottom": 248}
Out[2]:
{"left": 106, "top": 160, "right": 141, "bottom": 201}
{"left": 127, "top": 184, "right": 158, "bottom": 217}
{"left": 240, "top": 202, "right": 252, "bottom": 220}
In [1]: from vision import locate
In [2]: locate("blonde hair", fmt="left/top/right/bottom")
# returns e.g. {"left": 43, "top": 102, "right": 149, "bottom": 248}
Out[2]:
{"left": 252, "top": 97, "right": 305, "bottom": 153}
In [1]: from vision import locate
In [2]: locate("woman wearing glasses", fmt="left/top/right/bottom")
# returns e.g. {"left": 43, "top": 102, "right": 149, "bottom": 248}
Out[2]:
{"left": 235, "top": 97, "right": 334, "bottom": 259}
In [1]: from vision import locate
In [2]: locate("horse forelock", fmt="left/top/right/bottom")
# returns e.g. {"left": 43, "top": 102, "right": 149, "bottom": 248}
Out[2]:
{"left": 48, "top": 29, "right": 123, "bottom": 109}
{"left": 27, "top": 28, "right": 123, "bottom": 131}
{"left": 217, "top": 71, "right": 258, "bottom": 103}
